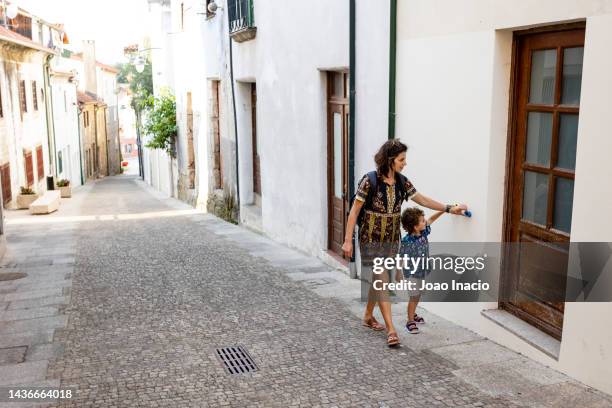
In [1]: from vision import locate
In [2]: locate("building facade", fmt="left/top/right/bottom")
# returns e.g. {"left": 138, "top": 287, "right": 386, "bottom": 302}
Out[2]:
{"left": 141, "top": 0, "right": 612, "bottom": 395}
{"left": 0, "top": 26, "right": 54, "bottom": 208}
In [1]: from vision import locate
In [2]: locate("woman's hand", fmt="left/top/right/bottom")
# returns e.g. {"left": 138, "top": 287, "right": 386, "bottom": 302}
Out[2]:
{"left": 342, "top": 240, "right": 353, "bottom": 258}
{"left": 450, "top": 203, "right": 468, "bottom": 215}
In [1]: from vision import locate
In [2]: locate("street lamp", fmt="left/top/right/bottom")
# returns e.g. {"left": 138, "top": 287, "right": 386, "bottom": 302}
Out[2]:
{"left": 135, "top": 57, "right": 146, "bottom": 74}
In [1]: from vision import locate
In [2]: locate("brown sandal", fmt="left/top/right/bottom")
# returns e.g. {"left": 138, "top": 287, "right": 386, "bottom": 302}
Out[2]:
{"left": 387, "top": 332, "right": 400, "bottom": 346}
{"left": 363, "top": 317, "right": 385, "bottom": 331}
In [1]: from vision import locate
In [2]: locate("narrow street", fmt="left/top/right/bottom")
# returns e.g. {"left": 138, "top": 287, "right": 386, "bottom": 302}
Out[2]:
{"left": 0, "top": 176, "right": 610, "bottom": 407}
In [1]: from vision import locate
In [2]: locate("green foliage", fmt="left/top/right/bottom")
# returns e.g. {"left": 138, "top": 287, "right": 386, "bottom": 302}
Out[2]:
{"left": 116, "top": 61, "right": 154, "bottom": 112}
{"left": 56, "top": 179, "right": 70, "bottom": 187}
{"left": 20, "top": 187, "right": 35, "bottom": 195}
{"left": 143, "top": 91, "right": 177, "bottom": 155}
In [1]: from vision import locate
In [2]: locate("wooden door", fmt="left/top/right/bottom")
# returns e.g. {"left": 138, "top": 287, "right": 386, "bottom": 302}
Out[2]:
{"left": 1, "top": 164, "right": 11, "bottom": 208}
{"left": 327, "top": 72, "right": 349, "bottom": 258}
{"left": 252, "top": 83, "right": 261, "bottom": 196}
{"left": 502, "top": 27, "right": 585, "bottom": 340}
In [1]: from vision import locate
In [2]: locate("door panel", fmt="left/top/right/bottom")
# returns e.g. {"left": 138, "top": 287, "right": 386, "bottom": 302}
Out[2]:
{"left": 327, "top": 72, "right": 349, "bottom": 258}
{"left": 502, "top": 27, "right": 584, "bottom": 340}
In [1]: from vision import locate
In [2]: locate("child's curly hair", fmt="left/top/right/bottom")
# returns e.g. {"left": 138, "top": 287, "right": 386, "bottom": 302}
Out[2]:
{"left": 401, "top": 207, "right": 424, "bottom": 233}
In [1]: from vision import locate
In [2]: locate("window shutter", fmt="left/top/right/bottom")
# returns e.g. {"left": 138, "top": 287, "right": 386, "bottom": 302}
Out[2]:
{"left": 24, "top": 151, "right": 34, "bottom": 186}
{"left": 36, "top": 146, "right": 44, "bottom": 179}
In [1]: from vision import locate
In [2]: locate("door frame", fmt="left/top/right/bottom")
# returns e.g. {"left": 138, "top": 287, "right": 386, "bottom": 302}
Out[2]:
{"left": 326, "top": 71, "right": 349, "bottom": 259}
{"left": 500, "top": 22, "right": 586, "bottom": 340}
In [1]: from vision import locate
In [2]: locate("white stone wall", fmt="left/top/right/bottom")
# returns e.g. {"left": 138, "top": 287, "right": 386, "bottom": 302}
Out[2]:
{"left": 51, "top": 75, "right": 82, "bottom": 187}
{"left": 142, "top": 0, "right": 175, "bottom": 198}
{"left": 382, "top": 0, "right": 612, "bottom": 395}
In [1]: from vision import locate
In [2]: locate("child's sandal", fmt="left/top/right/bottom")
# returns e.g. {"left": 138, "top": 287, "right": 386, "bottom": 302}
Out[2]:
{"left": 414, "top": 314, "right": 425, "bottom": 324}
{"left": 406, "top": 321, "right": 420, "bottom": 334}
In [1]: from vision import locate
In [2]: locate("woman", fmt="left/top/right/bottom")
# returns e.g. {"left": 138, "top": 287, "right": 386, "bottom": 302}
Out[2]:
{"left": 342, "top": 139, "right": 466, "bottom": 346}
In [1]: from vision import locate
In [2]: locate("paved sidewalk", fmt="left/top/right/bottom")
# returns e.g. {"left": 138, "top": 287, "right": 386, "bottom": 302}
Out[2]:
{"left": 0, "top": 176, "right": 609, "bottom": 407}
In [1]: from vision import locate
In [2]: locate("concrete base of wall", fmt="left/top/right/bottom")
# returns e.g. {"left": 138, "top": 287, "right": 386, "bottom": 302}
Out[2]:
{"left": 177, "top": 173, "right": 197, "bottom": 207}
{"left": 0, "top": 234, "right": 5, "bottom": 261}
{"left": 207, "top": 190, "right": 239, "bottom": 224}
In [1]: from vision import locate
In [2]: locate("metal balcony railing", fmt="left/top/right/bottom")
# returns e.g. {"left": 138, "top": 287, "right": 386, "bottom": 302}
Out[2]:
{"left": 228, "top": 0, "right": 254, "bottom": 34}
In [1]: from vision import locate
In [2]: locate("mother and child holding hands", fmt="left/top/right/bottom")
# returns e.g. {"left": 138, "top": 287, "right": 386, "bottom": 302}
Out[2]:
{"left": 342, "top": 139, "right": 468, "bottom": 347}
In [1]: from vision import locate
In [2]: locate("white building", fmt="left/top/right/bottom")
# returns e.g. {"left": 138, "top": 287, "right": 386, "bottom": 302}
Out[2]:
{"left": 143, "top": 0, "right": 612, "bottom": 396}
{"left": 0, "top": 24, "right": 55, "bottom": 207}
{"left": 142, "top": 0, "right": 177, "bottom": 198}
{"left": 354, "top": 0, "right": 612, "bottom": 397}
{"left": 49, "top": 68, "right": 81, "bottom": 187}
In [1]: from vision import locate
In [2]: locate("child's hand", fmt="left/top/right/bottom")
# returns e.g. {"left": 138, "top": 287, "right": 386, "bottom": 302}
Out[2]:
{"left": 450, "top": 204, "right": 468, "bottom": 215}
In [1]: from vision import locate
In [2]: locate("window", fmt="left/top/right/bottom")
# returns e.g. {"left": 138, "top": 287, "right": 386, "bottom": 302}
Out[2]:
{"left": 19, "top": 80, "right": 27, "bottom": 115}
{"left": 24, "top": 150, "right": 34, "bottom": 186}
{"left": 1, "top": 164, "right": 11, "bottom": 206}
{"left": 84, "top": 111, "right": 89, "bottom": 127}
{"left": 31, "top": 81, "right": 38, "bottom": 111}
{"left": 9, "top": 14, "right": 33, "bottom": 39}
{"left": 228, "top": 0, "right": 255, "bottom": 39}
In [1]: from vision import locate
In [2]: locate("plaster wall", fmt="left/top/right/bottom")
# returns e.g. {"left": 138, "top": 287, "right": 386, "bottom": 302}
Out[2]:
{"left": 391, "top": 0, "right": 612, "bottom": 395}
{"left": 228, "top": 0, "right": 349, "bottom": 255}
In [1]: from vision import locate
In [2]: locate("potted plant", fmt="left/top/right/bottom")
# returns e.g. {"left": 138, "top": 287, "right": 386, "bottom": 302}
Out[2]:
{"left": 57, "top": 179, "right": 71, "bottom": 198}
{"left": 16, "top": 186, "right": 38, "bottom": 209}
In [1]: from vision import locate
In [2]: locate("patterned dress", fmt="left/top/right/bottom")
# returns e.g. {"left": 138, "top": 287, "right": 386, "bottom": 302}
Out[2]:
{"left": 355, "top": 172, "right": 417, "bottom": 260}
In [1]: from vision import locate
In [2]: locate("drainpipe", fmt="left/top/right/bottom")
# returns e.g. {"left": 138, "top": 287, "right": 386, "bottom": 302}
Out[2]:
{"left": 227, "top": 15, "right": 240, "bottom": 208}
{"left": 43, "top": 55, "right": 58, "bottom": 178}
{"left": 388, "top": 0, "right": 397, "bottom": 140}
{"left": 348, "top": 0, "right": 357, "bottom": 278}
{"left": 76, "top": 108, "right": 84, "bottom": 185}
{"left": 103, "top": 106, "right": 110, "bottom": 176}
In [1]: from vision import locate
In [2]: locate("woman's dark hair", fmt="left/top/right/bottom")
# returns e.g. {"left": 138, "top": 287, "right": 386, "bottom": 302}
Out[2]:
{"left": 401, "top": 207, "right": 424, "bottom": 233}
{"left": 374, "top": 139, "right": 408, "bottom": 176}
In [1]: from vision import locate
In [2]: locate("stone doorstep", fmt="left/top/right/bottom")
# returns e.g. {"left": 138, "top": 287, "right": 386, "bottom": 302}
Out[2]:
{"left": 0, "top": 289, "right": 64, "bottom": 303}
{"left": 6, "top": 296, "right": 70, "bottom": 311}
{"left": 0, "top": 307, "right": 60, "bottom": 323}
{"left": 0, "top": 360, "right": 48, "bottom": 386}
{"left": 0, "top": 316, "right": 68, "bottom": 336}
{"left": 0, "top": 281, "right": 72, "bottom": 295}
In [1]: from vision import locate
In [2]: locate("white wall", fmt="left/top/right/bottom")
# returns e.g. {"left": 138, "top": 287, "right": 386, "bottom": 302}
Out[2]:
{"left": 142, "top": 0, "right": 175, "bottom": 197}
{"left": 0, "top": 52, "right": 50, "bottom": 202}
{"left": 51, "top": 76, "right": 82, "bottom": 187}
{"left": 226, "top": 0, "right": 349, "bottom": 255}
{"left": 390, "top": 0, "right": 612, "bottom": 396}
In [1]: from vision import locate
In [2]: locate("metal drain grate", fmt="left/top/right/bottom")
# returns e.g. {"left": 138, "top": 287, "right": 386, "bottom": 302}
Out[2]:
{"left": 216, "top": 346, "right": 258, "bottom": 374}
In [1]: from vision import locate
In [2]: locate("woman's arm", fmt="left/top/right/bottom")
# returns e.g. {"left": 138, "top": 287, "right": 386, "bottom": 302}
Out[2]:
{"left": 342, "top": 199, "right": 364, "bottom": 258}
{"left": 412, "top": 192, "right": 467, "bottom": 215}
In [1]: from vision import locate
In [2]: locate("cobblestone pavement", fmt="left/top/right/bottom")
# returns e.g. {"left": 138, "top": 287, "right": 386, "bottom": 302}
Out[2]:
{"left": 2, "top": 176, "right": 611, "bottom": 407}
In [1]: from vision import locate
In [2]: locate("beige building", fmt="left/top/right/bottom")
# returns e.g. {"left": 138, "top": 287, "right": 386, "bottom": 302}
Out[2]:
{"left": 77, "top": 91, "right": 108, "bottom": 181}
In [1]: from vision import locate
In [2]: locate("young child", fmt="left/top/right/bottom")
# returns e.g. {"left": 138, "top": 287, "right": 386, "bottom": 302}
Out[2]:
{"left": 398, "top": 205, "right": 464, "bottom": 334}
